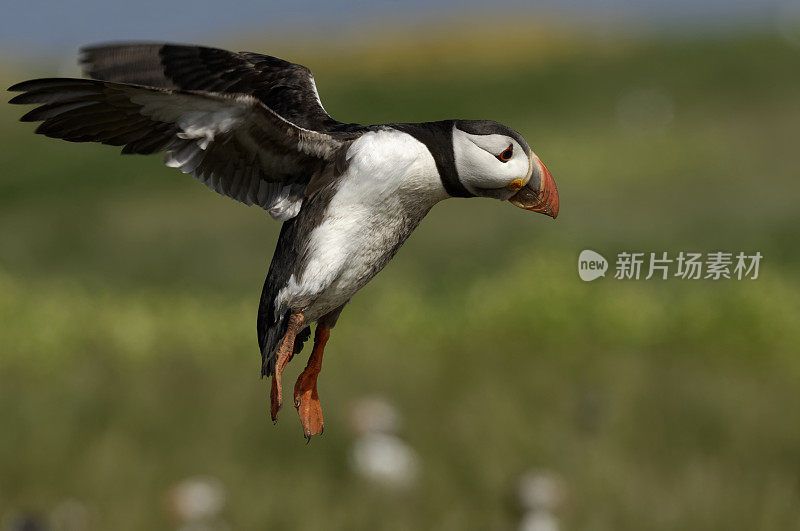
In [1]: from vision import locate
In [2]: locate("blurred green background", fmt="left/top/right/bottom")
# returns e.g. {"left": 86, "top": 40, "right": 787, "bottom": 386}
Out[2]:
{"left": 2, "top": 11, "right": 800, "bottom": 531}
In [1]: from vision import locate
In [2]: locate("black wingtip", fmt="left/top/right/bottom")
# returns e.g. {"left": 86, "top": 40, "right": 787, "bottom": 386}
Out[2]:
{"left": 8, "top": 93, "right": 25, "bottom": 105}
{"left": 8, "top": 81, "right": 38, "bottom": 106}
{"left": 8, "top": 78, "right": 88, "bottom": 94}
{"left": 8, "top": 90, "right": 45, "bottom": 105}
{"left": 8, "top": 79, "right": 32, "bottom": 93}
{"left": 8, "top": 78, "right": 106, "bottom": 108}
{"left": 19, "top": 107, "right": 42, "bottom": 122}
{"left": 7, "top": 78, "right": 60, "bottom": 93}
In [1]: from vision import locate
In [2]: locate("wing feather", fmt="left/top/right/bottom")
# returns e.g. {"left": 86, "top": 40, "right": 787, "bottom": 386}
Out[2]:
{"left": 80, "top": 42, "right": 343, "bottom": 132}
{"left": 9, "top": 77, "right": 358, "bottom": 220}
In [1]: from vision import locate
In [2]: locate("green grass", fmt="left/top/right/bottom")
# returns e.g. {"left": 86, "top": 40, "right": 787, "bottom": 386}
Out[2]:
{"left": 1, "top": 29, "right": 799, "bottom": 529}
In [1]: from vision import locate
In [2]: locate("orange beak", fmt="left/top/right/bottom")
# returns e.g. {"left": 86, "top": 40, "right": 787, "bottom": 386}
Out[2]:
{"left": 508, "top": 156, "right": 559, "bottom": 219}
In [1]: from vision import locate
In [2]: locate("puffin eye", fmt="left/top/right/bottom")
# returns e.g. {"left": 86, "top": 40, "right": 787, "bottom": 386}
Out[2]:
{"left": 496, "top": 144, "right": 513, "bottom": 162}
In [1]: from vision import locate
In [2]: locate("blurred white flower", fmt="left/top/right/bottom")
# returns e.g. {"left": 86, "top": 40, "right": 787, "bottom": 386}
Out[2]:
{"left": 519, "top": 511, "right": 560, "bottom": 531}
{"left": 167, "top": 476, "right": 226, "bottom": 526}
{"left": 517, "top": 469, "right": 567, "bottom": 512}
{"left": 349, "top": 396, "right": 418, "bottom": 490}
{"left": 350, "top": 432, "right": 419, "bottom": 490}
{"left": 516, "top": 469, "right": 568, "bottom": 531}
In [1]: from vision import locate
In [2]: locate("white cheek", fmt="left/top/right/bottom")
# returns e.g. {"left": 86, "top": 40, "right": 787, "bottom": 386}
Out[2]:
{"left": 458, "top": 153, "right": 503, "bottom": 192}
{"left": 453, "top": 129, "right": 527, "bottom": 192}
{"left": 506, "top": 157, "right": 530, "bottom": 184}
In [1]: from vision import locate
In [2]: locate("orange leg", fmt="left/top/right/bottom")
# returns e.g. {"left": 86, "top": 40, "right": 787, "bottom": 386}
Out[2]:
{"left": 270, "top": 312, "right": 304, "bottom": 423}
{"left": 294, "top": 326, "right": 329, "bottom": 440}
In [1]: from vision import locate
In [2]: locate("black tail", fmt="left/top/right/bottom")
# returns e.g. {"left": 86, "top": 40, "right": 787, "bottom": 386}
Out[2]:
{"left": 256, "top": 283, "right": 311, "bottom": 378}
{"left": 257, "top": 219, "right": 311, "bottom": 377}
{"left": 256, "top": 283, "right": 285, "bottom": 378}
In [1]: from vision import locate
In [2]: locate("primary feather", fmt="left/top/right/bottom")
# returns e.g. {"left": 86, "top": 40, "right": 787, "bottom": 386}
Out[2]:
{"left": 9, "top": 67, "right": 360, "bottom": 220}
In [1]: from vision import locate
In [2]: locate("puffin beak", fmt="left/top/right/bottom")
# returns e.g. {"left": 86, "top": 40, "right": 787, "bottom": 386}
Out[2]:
{"left": 508, "top": 155, "right": 559, "bottom": 219}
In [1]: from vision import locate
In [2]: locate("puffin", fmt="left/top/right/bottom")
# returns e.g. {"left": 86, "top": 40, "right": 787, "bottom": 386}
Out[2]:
{"left": 9, "top": 43, "right": 559, "bottom": 440}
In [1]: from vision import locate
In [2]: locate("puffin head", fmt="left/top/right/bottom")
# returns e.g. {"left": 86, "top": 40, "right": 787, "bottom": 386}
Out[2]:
{"left": 452, "top": 120, "right": 559, "bottom": 219}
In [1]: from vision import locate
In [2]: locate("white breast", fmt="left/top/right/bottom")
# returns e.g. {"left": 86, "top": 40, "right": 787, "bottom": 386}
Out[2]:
{"left": 276, "top": 128, "right": 447, "bottom": 322}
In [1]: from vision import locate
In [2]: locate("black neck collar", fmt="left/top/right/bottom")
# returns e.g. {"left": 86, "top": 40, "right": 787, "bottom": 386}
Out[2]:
{"left": 388, "top": 121, "right": 474, "bottom": 198}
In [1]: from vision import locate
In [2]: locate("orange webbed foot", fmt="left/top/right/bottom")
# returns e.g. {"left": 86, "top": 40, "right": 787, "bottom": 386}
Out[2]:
{"left": 294, "top": 371, "right": 324, "bottom": 440}
{"left": 270, "top": 374, "right": 283, "bottom": 423}
{"left": 268, "top": 312, "right": 304, "bottom": 424}
{"left": 294, "top": 326, "right": 329, "bottom": 440}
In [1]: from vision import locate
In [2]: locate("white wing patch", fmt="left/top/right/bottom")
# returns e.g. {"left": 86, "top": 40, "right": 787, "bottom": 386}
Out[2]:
{"left": 127, "top": 90, "right": 308, "bottom": 219}
{"left": 175, "top": 109, "right": 243, "bottom": 149}
{"left": 265, "top": 183, "right": 305, "bottom": 221}
{"left": 130, "top": 91, "right": 248, "bottom": 150}
{"left": 9, "top": 78, "right": 346, "bottom": 223}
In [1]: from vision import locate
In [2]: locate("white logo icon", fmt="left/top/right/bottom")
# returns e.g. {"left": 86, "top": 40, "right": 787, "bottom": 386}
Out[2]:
{"left": 578, "top": 250, "right": 608, "bottom": 281}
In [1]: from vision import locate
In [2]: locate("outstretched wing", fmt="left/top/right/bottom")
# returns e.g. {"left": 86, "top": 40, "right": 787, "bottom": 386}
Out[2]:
{"left": 80, "top": 42, "right": 338, "bottom": 132}
{"left": 8, "top": 77, "right": 358, "bottom": 220}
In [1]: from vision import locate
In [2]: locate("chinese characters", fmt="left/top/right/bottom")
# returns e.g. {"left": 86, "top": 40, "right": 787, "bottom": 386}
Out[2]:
{"left": 613, "top": 251, "right": 762, "bottom": 280}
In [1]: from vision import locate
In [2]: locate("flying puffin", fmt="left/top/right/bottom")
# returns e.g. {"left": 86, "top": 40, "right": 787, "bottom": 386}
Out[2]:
{"left": 9, "top": 43, "right": 559, "bottom": 440}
